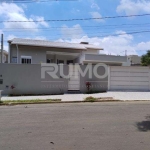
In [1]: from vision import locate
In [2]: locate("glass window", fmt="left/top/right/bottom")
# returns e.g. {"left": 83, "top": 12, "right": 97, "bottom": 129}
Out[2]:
{"left": 47, "top": 59, "right": 51, "bottom": 63}
{"left": 67, "top": 60, "right": 73, "bottom": 65}
{"left": 21, "top": 58, "right": 31, "bottom": 64}
{"left": 12, "top": 57, "right": 17, "bottom": 63}
{"left": 0, "top": 79, "right": 3, "bottom": 84}
{"left": 57, "top": 60, "right": 64, "bottom": 64}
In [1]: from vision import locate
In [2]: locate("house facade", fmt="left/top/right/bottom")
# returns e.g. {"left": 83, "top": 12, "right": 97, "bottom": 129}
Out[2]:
{"left": 0, "top": 39, "right": 149, "bottom": 95}
{"left": 8, "top": 38, "right": 130, "bottom": 66}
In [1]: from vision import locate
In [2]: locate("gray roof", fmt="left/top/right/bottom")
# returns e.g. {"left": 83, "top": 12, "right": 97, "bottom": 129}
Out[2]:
{"left": 9, "top": 38, "right": 103, "bottom": 50}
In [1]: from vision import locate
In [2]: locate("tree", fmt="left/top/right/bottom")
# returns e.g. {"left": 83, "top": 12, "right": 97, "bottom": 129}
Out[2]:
{"left": 141, "top": 50, "right": 150, "bottom": 66}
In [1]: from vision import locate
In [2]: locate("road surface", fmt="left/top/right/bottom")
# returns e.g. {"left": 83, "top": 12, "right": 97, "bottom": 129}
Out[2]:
{"left": 0, "top": 102, "right": 150, "bottom": 150}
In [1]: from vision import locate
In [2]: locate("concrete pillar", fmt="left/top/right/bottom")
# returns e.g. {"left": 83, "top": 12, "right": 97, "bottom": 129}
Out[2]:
{"left": 108, "top": 66, "right": 110, "bottom": 91}
{"left": 8, "top": 42, "right": 11, "bottom": 63}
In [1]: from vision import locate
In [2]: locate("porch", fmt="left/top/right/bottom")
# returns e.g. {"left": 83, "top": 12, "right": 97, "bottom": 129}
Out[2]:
{"left": 46, "top": 51, "right": 81, "bottom": 64}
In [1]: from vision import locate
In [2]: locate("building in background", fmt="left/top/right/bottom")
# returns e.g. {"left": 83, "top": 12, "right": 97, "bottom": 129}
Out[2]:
{"left": 128, "top": 55, "right": 141, "bottom": 66}
{"left": 0, "top": 50, "right": 8, "bottom": 63}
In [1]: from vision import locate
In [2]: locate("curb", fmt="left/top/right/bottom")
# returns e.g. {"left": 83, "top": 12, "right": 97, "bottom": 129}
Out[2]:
{"left": 1, "top": 100, "right": 150, "bottom": 106}
{"left": 0, "top": 99, "right": 121, "bottom": 106}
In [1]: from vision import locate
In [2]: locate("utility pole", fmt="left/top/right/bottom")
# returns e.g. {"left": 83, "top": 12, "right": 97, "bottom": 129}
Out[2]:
{"left": 1, "top": 34, "right": 3, "bottom": 63}
{"left": 125, "top": 50, "right": 127, "bottom": 56}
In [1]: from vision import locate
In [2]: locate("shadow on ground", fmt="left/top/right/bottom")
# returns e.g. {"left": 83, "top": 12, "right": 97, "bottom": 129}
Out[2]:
{"left": 136, "top": 116, "right": 150, "bottom": 132}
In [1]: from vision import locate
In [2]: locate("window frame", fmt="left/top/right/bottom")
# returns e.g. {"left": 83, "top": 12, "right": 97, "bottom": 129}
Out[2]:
{"left": 12, "top": 57, "right": 17, "bottom": 64}
{"left": 0, "top": 79, "right": 3, "bottom": 84}
{"left": 21, "top": 56, "right": 32, "bottom": 64}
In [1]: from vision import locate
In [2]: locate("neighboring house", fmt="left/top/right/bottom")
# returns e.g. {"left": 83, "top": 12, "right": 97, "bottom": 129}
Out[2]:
{"left": 8, "top": 38, "right": 130, "bottom": 66}
{"left": 128, "top": 55, "right": 141, "bottom": 66}
{"left": 0, "top": 50, "right": 8, "bottom": 63}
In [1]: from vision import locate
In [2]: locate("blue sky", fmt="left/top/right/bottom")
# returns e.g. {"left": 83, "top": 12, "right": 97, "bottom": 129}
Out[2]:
{"left": 0, "top": 0, "right": 150, "bottom": 56}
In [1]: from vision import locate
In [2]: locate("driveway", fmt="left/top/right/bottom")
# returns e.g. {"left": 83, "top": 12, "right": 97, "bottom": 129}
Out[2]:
{"left": 0, "top": 102, "right": 150, "bottom": 150}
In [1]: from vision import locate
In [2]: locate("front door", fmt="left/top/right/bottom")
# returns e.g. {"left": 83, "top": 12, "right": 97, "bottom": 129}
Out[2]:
{"left": 68, "top": 65, "right": 80, "bottom": 91}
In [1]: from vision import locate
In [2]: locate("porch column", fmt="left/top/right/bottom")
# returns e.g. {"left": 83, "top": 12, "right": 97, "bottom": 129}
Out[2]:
{"left": 8, "top": 42, "right": 11, "bottom": 63}
{"left": 54, "top": 54, "right": 57, "bottom": 63}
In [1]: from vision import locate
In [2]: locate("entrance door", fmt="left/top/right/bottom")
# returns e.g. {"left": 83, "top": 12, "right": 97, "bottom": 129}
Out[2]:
{"left": 68, "top": 65, "right": 80, "bottom": 91}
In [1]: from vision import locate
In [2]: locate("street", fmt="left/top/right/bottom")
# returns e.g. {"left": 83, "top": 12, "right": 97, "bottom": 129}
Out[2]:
{"left": 0, "top": 102, "right": 150, "bottom": 150}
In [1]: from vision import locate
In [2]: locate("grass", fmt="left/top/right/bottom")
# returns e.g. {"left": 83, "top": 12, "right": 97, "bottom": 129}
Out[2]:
{"left": 0, "top": 99, "right": 61, "bottom": 105}
{"left": 84, "top": 96, "right": 97, "bottom": 102}
{"left": 84, "top": 96, "right": 120, "bottom": 102}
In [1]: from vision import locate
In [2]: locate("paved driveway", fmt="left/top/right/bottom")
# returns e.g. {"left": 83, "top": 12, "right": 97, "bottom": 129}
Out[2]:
{"left": 0, "top": 102, "right": 150, "bottom": 150}
{"left": 2, "top": 92, "right": 150, "bottom": 101}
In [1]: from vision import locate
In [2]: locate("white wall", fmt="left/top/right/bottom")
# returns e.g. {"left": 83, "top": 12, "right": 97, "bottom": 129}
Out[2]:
{"left": 109, "top": 66, "right": 150, "bottom": 91}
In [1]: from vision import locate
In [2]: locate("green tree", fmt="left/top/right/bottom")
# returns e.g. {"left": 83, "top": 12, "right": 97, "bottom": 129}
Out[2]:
{"left": 141, "top": 50, "right": 150, "bottom": 66}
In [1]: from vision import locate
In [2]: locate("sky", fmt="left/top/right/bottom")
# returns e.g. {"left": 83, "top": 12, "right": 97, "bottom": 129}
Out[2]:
{"left": 0, "top": 0, "right": 150, "bottom": 56}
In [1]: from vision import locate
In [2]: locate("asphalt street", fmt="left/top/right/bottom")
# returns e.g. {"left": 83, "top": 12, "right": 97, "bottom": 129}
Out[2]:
{"left": 0, "top": 102, "right": 150, "bottom": 150}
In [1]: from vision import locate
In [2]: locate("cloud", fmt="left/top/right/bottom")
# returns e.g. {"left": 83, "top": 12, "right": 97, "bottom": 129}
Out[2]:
{"left": 61, "top": 24, "right": 84, "bottom": 39}
{"left": 90, "top": 12, "right": 104, "bottom": 22}
{"left": 91, "top": 3, "right": 100, "bottom": 10}
{"left": 0, "top": 29, "right": 3, "bottom": 34}
{"left": 33, "top": 36, "right": 47, "bottom": 40}
{"left": 117, "top": 0, "right": 150, "bottom": 15}
{"left": 136, "top": 41, "right": 150, "bottom": 51}
{"left": 58, "top": 30, "right": 143, "bottom": 55}
{"left": 7, "top": 35, "right": 18, "bottom": 40}
{"left": 31, "top": 16, "right": 49, "bottom": 28}
{"left": 0, "top": 3, "right": 49, "bottom": 32}
{"left": 6, "top": 34, "right": 47, "bottom": 41}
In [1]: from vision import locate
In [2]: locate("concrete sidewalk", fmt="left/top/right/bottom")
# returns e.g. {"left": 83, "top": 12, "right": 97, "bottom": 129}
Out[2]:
{"left": 1, "top": 92, "right": 150, "bottom": 101}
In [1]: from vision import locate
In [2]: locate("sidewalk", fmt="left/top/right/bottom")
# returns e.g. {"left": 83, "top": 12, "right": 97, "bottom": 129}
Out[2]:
{"left": 1, "top": 92, "right": 150, "bottom": 102}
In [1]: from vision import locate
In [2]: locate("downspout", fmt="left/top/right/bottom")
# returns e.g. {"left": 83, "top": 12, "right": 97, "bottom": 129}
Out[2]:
{"left": 1, "top": 34, "right": 3, "bottom": 63}
{"left": 16, "top": 44, "right": 19, "bottom": 64}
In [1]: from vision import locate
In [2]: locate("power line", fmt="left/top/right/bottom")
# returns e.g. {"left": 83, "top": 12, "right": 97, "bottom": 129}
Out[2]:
{"left": 1, "top": 26, "right": 150, "bottom": 33}
{"left": 94, "top": 30, "right": 150, "bottom": 38}
{"left": 2, "top": 29, "right": 150, "bottom": 42}
{"left": 2, "top": 22, "right": 150, "bottom": 29}
{"left": 0, "top": 14, "right": 150, "bottom": 23}
{"left": 1, "top": 22, "right": 150, "bottom": 30}
{"left": 2, "top": 29, "right": 150, "bottom": 38}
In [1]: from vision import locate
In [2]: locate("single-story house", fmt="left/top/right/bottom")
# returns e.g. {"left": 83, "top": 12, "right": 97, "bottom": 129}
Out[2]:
{"left": 8, "top": 38, "right": 130, "bottom": 66}
{"left": 0, "top": 38, "right": 135, "bottom": 96}
{"left": 0, "top": 50, "right": 8, "bottom": 63}
{"left": 0, "top": 38, "right": 149, "bottom": 95}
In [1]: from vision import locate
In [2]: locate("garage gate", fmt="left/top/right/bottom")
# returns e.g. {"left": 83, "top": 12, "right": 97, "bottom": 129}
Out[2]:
{"left": 109, "top": 66, "right": 150, "bottom": 91}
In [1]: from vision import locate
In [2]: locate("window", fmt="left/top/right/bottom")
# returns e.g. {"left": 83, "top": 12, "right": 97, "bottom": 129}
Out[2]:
{"left": 21, "top": 56, "right": 32, "bottom": 64}
{"left": 57, "top": 60, "right": 64, "bottom": 64}
{"left": 0, "top": 79, "right": 3, "bottom": 84}
{"left": 12, "top": 57, "right": 17, "bottom": 63}
{"left": 67, "top": 60, "right": 74, "bottom": 65}
{"left": 47, "top": 59, "right": 51, "bottom": 63}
